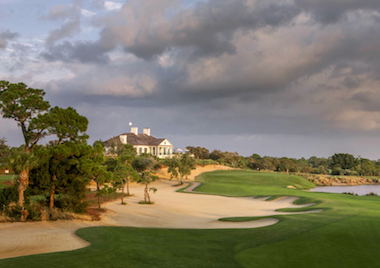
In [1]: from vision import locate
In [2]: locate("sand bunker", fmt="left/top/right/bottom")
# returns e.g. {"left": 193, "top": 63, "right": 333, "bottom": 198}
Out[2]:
{"left": 155, "top": 164, "right": 235, "bottom": 181}
{"left": 0, "top": 177, "right": 321, "bottom": 260}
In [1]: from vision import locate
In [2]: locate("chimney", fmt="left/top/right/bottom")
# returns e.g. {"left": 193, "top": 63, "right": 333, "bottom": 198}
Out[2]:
{"left": 143, "top": 128, "right": 151, "bottom": 136}
{"left": 131, "top": 127, "right": 138, "bottom": 135}
{"left": 120, "top": 134, "right": 127, "bottom": 144}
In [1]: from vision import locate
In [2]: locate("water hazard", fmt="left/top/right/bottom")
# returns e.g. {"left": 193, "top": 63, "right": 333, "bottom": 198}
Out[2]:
{"left": 310, "top": 185, "right": 380, "bottom": 195}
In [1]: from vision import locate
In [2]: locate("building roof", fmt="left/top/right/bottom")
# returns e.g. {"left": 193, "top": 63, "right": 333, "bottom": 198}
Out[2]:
{"left": 104, "top": 133, "right": 167, "bottom": 147}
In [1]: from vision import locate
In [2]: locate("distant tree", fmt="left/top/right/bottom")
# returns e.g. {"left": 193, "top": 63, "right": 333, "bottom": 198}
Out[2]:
{"left": 359, "top": 159, "right": 376, "bottom": 176}
{"left": 0, "top": 137, "right": 11, "bottom": 164}
{"left": 87, "top": 143, "right": 113, "bottom": 209}
{"left": 166, "top": 153, "right": 196, "bottom": 185}
{"left": 186, "top": 146, "right": 210, "bottom": 159}
{"left": 330, "top": 153, "right": 356, "bottom": 170}
{"left": 261, "top": 157, "right": 276, "bottom": 170}
{"left": 210, "top": 150, "right": 225, "bottom": 161}
{"left": 316, "top": 165, "right": 327, "bottom": 175}
{"left": 133, "top": 155, "right": 157, "bottom": 172}
{"left": 246, "top": 157, "right": 260, "bottom": 170}
{"left": 166, "top": 157, "right": 181, "bottom": 184}
{"left": 137, "top": 170, "right": 158, "bottom": 204}
{"left": 113, "top": 152, "right": 139, "bottom": 203}
{"left": 251, "top": 154, "right": 262, "bottom": 162}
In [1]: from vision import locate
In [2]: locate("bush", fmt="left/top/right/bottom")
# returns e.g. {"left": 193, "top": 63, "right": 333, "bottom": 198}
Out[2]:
{"left": 342, "top": 192, "right": 358, "bottom": 196}
{"left": 366, "top": 192, "right": 378, "bottom": 196}
{"left": 3, "top": 202, "right": 22, "bottom": 220}
{"left": 195, "top": 159, "right": 219, "bottom": 166}
{"left": 138, "top": 201, "right": 155, "bottom": 205}
{"left": 25, "top": 203, "right": 44, "bottom": 221}
{"left": 0, "top": 185, "right": 18, "bottom": 207}
{"left": 54, "top": 196, "right": 89, "bottom": 214}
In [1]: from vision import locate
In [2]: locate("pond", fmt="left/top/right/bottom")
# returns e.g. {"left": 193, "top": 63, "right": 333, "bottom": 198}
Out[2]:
{"left": 310, "top": 185, "right": 380, "bottom": 196}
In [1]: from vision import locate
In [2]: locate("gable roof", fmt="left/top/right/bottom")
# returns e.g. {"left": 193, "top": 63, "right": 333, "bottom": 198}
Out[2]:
{"left": 104, "top": 133, "right": 169, "bottom": 147}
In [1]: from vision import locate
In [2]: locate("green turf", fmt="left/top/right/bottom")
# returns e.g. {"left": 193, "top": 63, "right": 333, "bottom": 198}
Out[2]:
{"left": 1, "top": 170, "right": 380, "bottom": 268}
{"left": 0, "top": 175, "right": 15, "bottom": 189}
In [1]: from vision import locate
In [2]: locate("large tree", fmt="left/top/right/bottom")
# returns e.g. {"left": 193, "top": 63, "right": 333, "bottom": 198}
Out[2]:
{"left": 0, "top": 81, "right": 50, "bottom": 207}
{"left": 44, "top": 107, "right": 88, "bottom": 209}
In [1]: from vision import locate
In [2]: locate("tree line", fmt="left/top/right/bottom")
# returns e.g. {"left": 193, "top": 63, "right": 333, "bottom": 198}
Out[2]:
{"left": 186, "top": 146, "right": 380, "bottom": 176}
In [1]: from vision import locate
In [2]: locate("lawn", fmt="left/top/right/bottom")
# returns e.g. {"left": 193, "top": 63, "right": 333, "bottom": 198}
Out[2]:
{"left": 0, "top": 175, "right": 15, "bottom": 189}
{"left": 1, "top": 170, "right": 380, "bottom": 268}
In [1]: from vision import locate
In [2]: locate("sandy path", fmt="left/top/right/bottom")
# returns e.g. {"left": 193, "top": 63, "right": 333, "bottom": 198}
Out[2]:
{"left": 0, "top": 179, "right": 321, "bottom": 260}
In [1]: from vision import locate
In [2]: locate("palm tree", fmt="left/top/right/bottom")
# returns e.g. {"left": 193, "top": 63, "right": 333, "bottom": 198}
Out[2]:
{"left": 9, "top": 150, "right": 39, "bottom": 208}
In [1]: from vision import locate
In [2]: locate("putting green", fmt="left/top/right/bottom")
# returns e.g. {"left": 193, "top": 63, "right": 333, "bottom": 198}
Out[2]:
{"left": 1, "top": 170, "right": 380, "bottom": 268}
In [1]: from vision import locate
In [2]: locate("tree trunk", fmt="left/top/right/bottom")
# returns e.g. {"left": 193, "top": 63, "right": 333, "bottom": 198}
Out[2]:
{"left": 144, "top": 184, "right": 148, "bottom": 202}
{"left": 126, "top": 178, "right": 130, "bottom": 196}
{"left": 121, "top": 182, "right": 125, "bottom": 204}
{"left": 49, "top": 175, "right": 57, "bottom": 209}
{"left": 146, "top": 184, "right": 150, "bottom": 203}
{"left": 49, "top": 185, "right": 55, "bottom": 209}
{"left": 18, "top": 169, "right": 28, "bottom": 207}
{"left": 96, "top": 182, "right": 101, "bottom": 209}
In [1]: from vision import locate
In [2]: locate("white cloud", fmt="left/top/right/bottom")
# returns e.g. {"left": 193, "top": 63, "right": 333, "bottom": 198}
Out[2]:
{"left": 104, "top": 1, "right": 123, "bottom": 11}
{"left": 81, "top": 9, "right": 96, "bottom": 17}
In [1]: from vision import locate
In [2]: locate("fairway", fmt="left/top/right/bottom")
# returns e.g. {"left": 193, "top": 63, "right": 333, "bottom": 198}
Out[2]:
{"left": 1, "top": 170, "right": 380, "bottom": 268}
{"left": 0, "top": 175, "right": 15, "bottom": 189}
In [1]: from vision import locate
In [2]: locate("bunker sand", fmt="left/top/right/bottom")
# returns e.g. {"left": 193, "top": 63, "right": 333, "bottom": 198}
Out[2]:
{"left": 0, "top": 177, "right": 321, "bottom": 259}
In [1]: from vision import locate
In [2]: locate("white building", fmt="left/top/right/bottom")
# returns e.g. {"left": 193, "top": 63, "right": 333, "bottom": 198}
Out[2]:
{"left": 104, "top": 126, "right": 174, "bottom": 159}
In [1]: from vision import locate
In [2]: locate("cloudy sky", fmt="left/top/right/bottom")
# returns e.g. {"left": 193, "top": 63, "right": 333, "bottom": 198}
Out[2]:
{"left": 1, "top": 0, "right": 380, "bottom": 159}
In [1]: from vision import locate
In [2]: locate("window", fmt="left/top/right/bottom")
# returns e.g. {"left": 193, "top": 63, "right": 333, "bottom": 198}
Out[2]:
{"left": 144, "top": 148, "right": 147, "bottom": 153}
{"left": 153, "top": 147, "right": 156, "bottom": 155}
{"left": 139, "top": 148, "right": 142, "bottom": 154}
{"left": 164, "top": 148, "right": 166, "bottom": 155}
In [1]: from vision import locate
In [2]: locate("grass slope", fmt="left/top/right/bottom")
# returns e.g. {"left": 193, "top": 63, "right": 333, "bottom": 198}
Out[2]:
{"left": 1, "top": 170, "right": 380, "bottom": 268}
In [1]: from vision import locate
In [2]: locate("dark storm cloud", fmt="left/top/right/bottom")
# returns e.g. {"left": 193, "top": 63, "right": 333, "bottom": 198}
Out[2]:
{"left": 87, "top": 0, "right": 380, "bottom": 61}
{"left": 295, "top": 0, "right": 380, "bottom": 24}
{"left": 0, "top": 29, "right": 18, "bottom": 49}
{"left": 41, "top": 40, "right": 111, "bottom": 64}
{"left": 104, "top": 0, "right": 302, "bottom": 60}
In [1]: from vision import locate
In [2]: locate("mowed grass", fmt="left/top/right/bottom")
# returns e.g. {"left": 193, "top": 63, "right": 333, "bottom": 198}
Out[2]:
{"left": 0, "top": 175, "right": 15, "bottom": 189}
{"left": 1, "top": 170, "right": 380, "bottom": 268}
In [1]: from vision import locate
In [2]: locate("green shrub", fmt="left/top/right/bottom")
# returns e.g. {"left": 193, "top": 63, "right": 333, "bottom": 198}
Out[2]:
{"left": 54, "top": 196, "right": 88, "bottom": 214}
{"left": 195, "top": 159, "right": 219, "bottom": 166}
{"left": 0, "top": 185, "right": 18, "bottom": 207}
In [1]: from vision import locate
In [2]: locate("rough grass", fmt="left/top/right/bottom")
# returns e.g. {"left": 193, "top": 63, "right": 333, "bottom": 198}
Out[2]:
{"left": 1, "top": 170, "right": 380, "bottom": 268}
